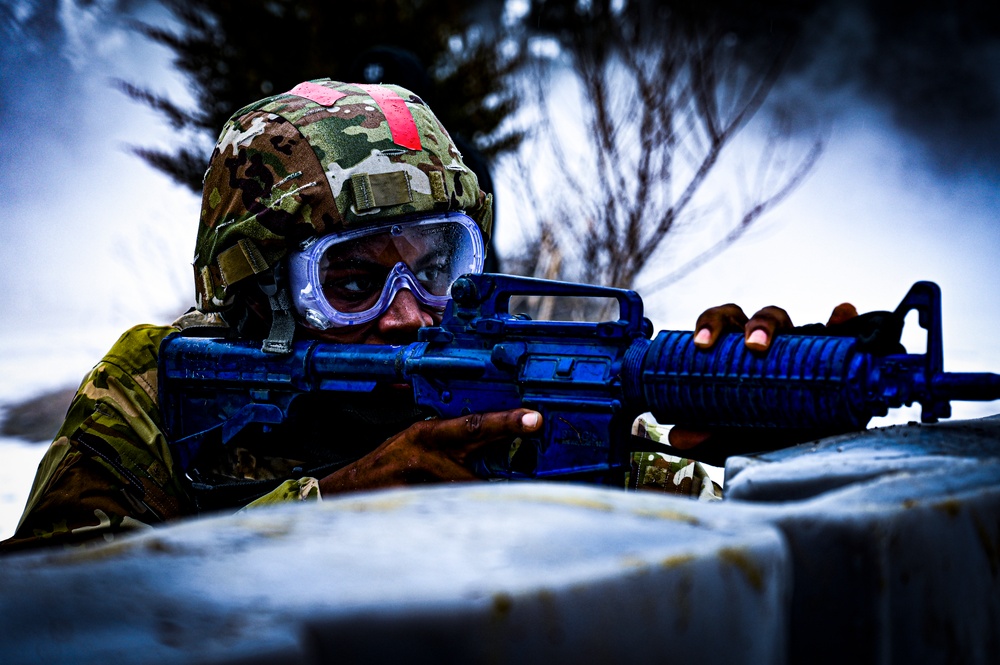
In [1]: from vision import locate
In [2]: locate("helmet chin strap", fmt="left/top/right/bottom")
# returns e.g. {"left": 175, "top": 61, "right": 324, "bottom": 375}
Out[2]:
{"left": 258, "top": 262, "right": 296, "bottom": 354}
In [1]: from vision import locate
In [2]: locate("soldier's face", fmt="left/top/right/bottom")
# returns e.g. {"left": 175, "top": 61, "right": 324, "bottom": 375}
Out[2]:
{"left": 298, "top": 289, "right": 441, "bottom": 345}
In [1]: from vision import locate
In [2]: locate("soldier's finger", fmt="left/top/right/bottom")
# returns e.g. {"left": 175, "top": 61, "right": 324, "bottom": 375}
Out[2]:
{"left": 668, "top": 427, "right": 713, "bottom": 450}
{"left": 422, "top": 409, "right": 543, "bottom": 450}
{"left": 826, "top": 302, "right": 858, "bottom": 326}
{"left": 745, "top": 306, "right": 793, "bottom": 352}
{"left": 693, "top": 304, "right": 749, "bottom": 349}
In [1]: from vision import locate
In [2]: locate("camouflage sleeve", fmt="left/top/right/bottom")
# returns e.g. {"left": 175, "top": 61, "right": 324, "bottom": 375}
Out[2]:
{"left": 628, "top": 416, "right": 723, "bottom": 501}
{"left": 0, "top": 325, "right": 195, "bottom": 553}
{"left": 240, "top": 478, "right": 322, "bottom": 511}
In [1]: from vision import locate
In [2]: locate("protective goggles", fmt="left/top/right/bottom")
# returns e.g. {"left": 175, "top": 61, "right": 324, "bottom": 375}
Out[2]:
{"left": 288, "top": 212, "right": 485, "bottom": 329}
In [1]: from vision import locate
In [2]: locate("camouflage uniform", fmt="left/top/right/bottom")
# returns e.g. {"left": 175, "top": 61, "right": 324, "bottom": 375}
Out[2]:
{"left": 630, "top": 417, "right": 722, "bottom": 501}
{"left": 1, "top": 324, "right": 190, "bottom": 551}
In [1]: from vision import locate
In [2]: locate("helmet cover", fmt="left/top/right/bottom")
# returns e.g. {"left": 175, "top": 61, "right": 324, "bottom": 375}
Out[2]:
{"left": 193, "top": 79, "right": 492, "bottom": 312}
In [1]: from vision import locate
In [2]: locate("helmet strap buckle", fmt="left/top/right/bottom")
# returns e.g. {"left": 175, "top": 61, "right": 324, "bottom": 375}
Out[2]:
{"left": 258, "top": 263, "right": 296, "bottom": 354}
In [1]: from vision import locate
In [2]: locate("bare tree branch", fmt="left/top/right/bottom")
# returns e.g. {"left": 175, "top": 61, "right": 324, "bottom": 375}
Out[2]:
{"left": 502, "top": 1, "right": 823, "bottom": 320}
{"left": 637, "top": 137, "right": 824, "bottom": 293}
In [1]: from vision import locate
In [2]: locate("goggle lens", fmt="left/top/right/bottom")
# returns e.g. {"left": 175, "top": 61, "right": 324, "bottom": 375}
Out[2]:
{"left": 289, "top": 213, "right": 484, "bottom": 328}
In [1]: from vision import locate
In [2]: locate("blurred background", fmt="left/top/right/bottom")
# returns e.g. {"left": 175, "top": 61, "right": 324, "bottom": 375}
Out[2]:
{"left": 2, "top": 0, "right": 999, "bottom": 536}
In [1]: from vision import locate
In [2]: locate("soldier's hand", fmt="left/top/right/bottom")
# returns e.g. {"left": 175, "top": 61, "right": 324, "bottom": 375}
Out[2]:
{"left": 318, "top": 409, "right": 542, "bottom": 494}
{"left": 671, "top": 301, "right": 858, "bottom": 452}
{"left": 692, "top": 304, "right": 793, "bottom": 353}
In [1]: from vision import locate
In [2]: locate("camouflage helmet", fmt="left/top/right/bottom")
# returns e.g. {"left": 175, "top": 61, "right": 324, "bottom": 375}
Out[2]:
{"left": 194, "top": 79, "right": 492, "bottom": 312}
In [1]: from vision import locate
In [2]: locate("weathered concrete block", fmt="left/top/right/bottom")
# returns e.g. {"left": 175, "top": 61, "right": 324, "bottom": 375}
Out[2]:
{"left": 2, "top": 416, "right": 998, "bottom": 664}
{"left": 0, "top": 485, "right": 790, "bottom": 665}
{"left": 726, "top": 416, "right": 1000, "bottom": 664}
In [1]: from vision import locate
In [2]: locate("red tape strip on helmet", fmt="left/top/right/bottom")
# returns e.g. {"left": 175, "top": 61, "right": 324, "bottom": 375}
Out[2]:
{"left": 288, "top": 81, "right": 348, "bottom": 107}
{"left": 358, "top": 84, "right": 422, "bottom": 151}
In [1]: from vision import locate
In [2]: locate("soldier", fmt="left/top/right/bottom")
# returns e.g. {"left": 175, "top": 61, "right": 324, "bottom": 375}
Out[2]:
{"left": 0, "top": 79, "right": 797, "bottom": 552}
{"left": 1, "top": 80, "right": 528, "bottom": 551}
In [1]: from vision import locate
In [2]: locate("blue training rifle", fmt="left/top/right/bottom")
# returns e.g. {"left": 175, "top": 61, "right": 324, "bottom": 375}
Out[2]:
{"left": 159, "top": 274, "right": 1000, "bottom": 483}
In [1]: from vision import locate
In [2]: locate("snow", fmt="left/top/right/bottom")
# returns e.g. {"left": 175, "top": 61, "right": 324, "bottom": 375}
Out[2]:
{"left": 0, "top": 438, "right": 46, "bottom": 539}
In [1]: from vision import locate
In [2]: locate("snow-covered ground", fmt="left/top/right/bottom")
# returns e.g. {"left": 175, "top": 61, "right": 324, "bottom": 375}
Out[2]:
{"left": 0, "top": 438, "right": 47, "bottom": 540}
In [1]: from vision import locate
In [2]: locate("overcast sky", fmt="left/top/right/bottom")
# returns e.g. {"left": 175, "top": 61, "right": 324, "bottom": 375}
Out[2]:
{"left": 1, "top": 0, "right": 998, "bottom": 423}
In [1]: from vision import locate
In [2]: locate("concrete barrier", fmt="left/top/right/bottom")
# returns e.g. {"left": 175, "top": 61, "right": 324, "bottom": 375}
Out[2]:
{"left": 726, "top": 417, "right": 1000, "bottom": 664}
{"left": 1, "top": 416, "right": 998, "bottom": 664}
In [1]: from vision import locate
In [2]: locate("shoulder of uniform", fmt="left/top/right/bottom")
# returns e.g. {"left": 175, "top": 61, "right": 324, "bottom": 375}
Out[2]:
{"left": 169, "top": 309, "right": 228, "bottom": 332}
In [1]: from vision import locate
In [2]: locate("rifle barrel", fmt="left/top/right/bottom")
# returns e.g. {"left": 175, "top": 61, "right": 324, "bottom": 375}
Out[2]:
{"left": 931, "top": 372, "right": 1000, "bottom": 401}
